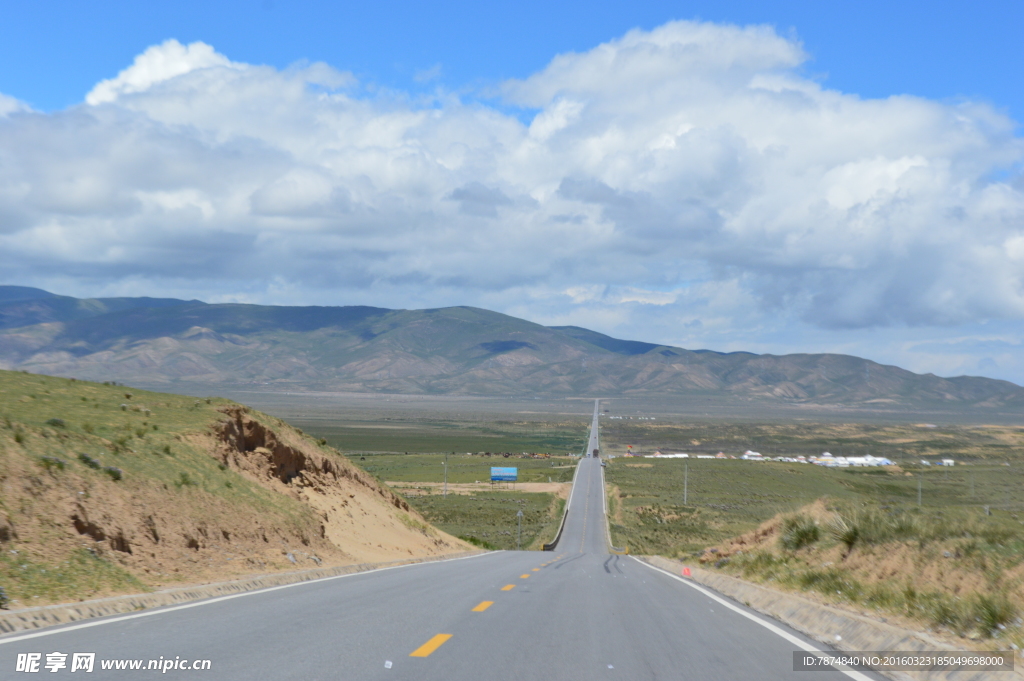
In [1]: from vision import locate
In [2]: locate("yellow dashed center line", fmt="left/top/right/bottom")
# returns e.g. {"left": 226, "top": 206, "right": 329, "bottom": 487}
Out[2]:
{"left": 520, "top": 574, "right": 530, "bottom": 578}
{"left": 532, "top": 568, "right": 540, "bottom": 571}
{"left": 410, "top": 634, "right": 453, "bottom": 657}
{"left": 472, "top": 601, "right": 494, "bottom": 612}
{"left": 501, "top": 584, "right": 516, "bottom": 591}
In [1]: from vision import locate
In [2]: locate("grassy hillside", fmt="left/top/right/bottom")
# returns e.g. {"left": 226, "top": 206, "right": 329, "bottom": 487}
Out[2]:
{"left": 0, "top": 370, "right": 466, "bottom": 609}
{"left": 605, "top": 456, "right": 1024, "bottom": 643}
{"left": 605, "top": 458, "right": 1024, "bottom": 554}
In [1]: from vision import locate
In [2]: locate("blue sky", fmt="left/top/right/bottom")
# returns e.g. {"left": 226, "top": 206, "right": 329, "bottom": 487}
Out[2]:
{"left": 1, "top": 1, "right": 1023, "bottom": 384}
{"left": 4, "top": 0, "right": 1022, "bottom": 121}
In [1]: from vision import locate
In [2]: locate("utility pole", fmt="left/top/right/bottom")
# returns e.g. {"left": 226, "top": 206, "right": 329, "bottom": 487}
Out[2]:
{"left": 516, "top": 510, "right": 523, "bottom": 550}
{"left": 443, "top": 452, "right": 449, "bottom": 498}
{"left": 684, "top": 462, "right": 688, "bottom": 505}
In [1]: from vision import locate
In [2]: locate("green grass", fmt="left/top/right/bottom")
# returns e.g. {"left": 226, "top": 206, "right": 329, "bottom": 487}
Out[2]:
{"left": 294, "top": 419, "right": 589, "bottom": 456}
{"left": 411, "top": 491, "right": 563, "bottom": 551}
{"left": 604, "top": 457, "right": 1024, "bottom": 556}
{"left": 728, "top": 550, "right": 1019, "bottom": 638}
{"left": 779, "top": 515, "right": 820, "bottom": 550}
{"left": 349, "top": 452, "right": 576, "bottom": 484}
{"left": 0, "top": 549, "right": 145, "bottom": 607}
{"left": 601, "top": 451, "right": 1024, "bottom": 640}
{"left": 337, "top": 451, "right": 573, "bottom": 550}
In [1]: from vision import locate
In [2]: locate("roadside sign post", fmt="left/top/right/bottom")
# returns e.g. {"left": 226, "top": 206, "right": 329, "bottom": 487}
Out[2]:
{"left": 490, "top": 467, "right": 518, "bottom": 490}
{"left": 684, "top": 462, "right": 688, "bottom": 505}
{"left": 517, "top": 510, "right": 523, "bottom": 550}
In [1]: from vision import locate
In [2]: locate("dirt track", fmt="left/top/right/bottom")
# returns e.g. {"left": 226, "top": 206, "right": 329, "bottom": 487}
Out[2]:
{"left": 387, "top": 481, "right": 571, "bottom": 499}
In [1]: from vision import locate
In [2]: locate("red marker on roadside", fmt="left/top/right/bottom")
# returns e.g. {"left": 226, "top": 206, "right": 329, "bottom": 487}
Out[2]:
{"left": 682, "top": 567, "right": 691, "bottom": 577}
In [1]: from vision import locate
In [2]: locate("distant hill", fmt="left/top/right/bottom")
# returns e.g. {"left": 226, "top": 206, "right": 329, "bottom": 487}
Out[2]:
{"left": 1, "top": 285, "right": 1022, "bottom": 409}
{"left": 0, "top": 289, "right": 197, "bottom": 330}
{"left": 0, "top": 286, "right": 60, "bottom": 303}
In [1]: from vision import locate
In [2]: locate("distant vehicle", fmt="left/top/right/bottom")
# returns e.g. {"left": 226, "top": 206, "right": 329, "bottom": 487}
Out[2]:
{"left": 592, "top": 449, "right": 599, "bottom": 457}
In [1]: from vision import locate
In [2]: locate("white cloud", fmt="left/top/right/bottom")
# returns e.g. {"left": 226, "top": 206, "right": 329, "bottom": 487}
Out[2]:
{"left": 413, "top": 64, "right": 443, "bottom": 83}
{"left": 529, "top": 98, "right": 584, "bottom": 141}
{"left": 86, "top": 39, "right": 240, "bottom": 105}
{"left": 0, "top": 93, "right": 30, "bottom": 117}
{"left": 2, "top": 20, "right": 1024, "bottom": 381}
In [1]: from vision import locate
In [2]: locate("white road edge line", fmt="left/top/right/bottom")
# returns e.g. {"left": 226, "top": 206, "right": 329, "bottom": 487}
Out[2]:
{"left": 600, "top": 463, "right": 608, "bottom": 518}
{"left": 600, "top": 464, "right": 615, "bottom": 552}
{"left": 634, "top": 558, "right": 876, "bottom": 681}
{"left": 0, "top": 551, "right": 501, "bottom": 645}
{"left": 565, "top": 454, "right": 583, "bottom": 513}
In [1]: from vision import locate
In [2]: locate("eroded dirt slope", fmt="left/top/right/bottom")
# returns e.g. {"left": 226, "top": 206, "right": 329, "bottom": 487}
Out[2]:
{"left": 208, "top": 407, "right": 466, "bottom": 563}
{"left": 0, "top": 371, "right": 468, "bottom": 608}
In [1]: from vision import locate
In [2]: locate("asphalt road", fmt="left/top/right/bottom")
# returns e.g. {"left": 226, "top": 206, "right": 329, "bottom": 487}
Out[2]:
{"left": 588, "top": 398, "right": 601, "bottom": 457}
{"left": 1, "top": 401, "right": 881, "bottom": 680}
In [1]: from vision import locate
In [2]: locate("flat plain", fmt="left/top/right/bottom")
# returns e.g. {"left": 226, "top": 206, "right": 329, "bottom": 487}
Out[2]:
{"left": 598, "top": 417, "right": 1024, "bottom": 645}
{"left": 244, "top": 391, "right": 1024, "bottom": 644}
{"left": 31, "top": 383, "right": 1019, "bottom": 644}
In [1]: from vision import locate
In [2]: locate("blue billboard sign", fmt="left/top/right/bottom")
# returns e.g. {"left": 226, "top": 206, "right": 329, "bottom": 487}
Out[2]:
{"left": 490, "top": 467, "right": 518, "bottom": 482}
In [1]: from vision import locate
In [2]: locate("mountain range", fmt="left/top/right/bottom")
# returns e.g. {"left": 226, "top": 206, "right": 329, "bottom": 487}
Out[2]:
{"left": 1, "top": 286, "right": 1022, "bottom": 409}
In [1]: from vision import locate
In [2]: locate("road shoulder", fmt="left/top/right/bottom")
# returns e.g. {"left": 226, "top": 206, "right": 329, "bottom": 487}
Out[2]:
{"left": 639, "top": 555, "right": 1020, "bottom": 681}
{"left": 0, "top": 550, "right": 486, "bottom": 638}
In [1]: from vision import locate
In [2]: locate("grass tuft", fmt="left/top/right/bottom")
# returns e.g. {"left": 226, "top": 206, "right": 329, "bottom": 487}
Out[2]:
{"left": 975, "top": 594, "right": 1017, "bottom": 637}
{"left": 78, "top": 453, "right": 101, "bottom": 470}
{"left": 780, "top": 515, "right": 820, "bottom": 550}
{"left": 459, "top": 535, "right": 497, "bottom": 549}
{"left": 39, "top": 456, "right": 66, "bottom": 472}
{"left": 827, "top": 515, "right": 860, "bottom": 552}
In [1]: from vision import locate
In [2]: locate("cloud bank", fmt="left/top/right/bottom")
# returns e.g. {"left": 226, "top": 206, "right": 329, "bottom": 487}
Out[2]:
{"left": 1, "top": 24, "right": 1022, "bottom": 378}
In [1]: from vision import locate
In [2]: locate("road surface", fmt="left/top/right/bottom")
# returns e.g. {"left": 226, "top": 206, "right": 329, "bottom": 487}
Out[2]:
{"left": 587, "top": 398, "right": 600, "bottom": 457}
{"left": 1, "top": 400, "right": 879, "bottom": 680}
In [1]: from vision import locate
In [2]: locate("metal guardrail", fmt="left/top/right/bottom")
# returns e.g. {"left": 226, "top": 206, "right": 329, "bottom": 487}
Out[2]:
{"left": 542, "top": 459, "right": 581, "bottom": 551}
{"left": 600, "top": 459, "right": 628, "bottom": 554}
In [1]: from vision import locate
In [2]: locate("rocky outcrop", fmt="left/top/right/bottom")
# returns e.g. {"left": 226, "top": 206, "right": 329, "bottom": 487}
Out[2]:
{"left": 213, "top": 407, "right": 410, "bottom": 512}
